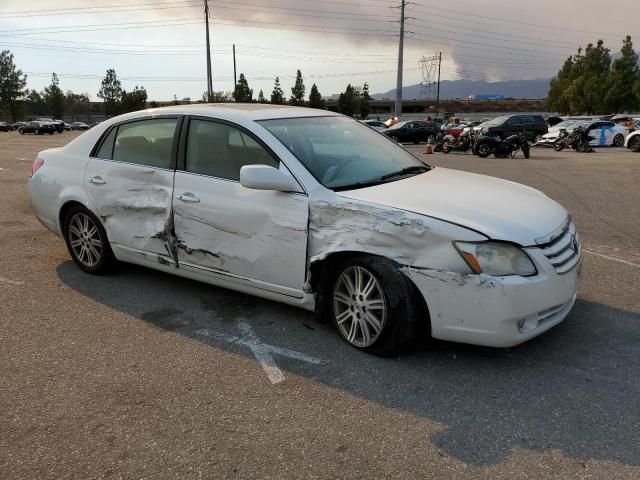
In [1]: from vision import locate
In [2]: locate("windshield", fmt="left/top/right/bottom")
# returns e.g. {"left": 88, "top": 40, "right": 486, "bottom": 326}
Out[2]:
{"left": 480, "top": 116, "right": 510, "bottom": 127}
{"left": 259, "top": 116, "right": 429, "bottom": 191}
{"left": 387, "top": 121, "right": 407, "bottom": 131}
{"left": 554, "top": 120, "right": 582, "bottom": 129}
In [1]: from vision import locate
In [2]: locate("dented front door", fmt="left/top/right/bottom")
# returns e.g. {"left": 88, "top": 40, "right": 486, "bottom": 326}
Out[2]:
{"left": 84, "top": 117, "right": 179, "bottom": 263}
{"left": 172, "top": 118, "right": 308, "bottom": 295}
{"left": 173, "top": 175, "right": 308, "bottom": 294}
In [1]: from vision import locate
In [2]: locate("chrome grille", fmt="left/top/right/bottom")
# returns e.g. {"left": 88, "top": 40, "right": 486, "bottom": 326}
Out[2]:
{"left": 538, "top": 221, "right": 581, "bottom": 275}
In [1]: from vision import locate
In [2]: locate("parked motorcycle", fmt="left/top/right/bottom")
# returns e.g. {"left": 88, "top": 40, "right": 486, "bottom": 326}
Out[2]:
{"left": 432, "top": 131, "right": 446, "bottom": 152}
{"left": 442, "top": 128, "right": 479, "bottom": 154}
{"left": 474, "top": 131, "right": 530, "bottom": 159}
{"left": 553, "top": 126, "right": 595, "bottom": 153}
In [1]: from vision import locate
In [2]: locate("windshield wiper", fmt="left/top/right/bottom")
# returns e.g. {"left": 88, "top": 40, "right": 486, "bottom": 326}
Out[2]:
{"left": 379, "top": 165, "right": 430, "bottom": 181}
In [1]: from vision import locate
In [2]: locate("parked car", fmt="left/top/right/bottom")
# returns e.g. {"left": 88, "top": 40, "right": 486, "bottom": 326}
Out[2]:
{"left": 382, "top": 120, "right": 440, "bottom": 143}
{"left": 19, "top": 121, "right": 56, "bottom": 135}
{"left": 29, "top": 105, "right": 581, "bottom": 355}
{"left": 625, "top": 130, "right": 640, "bottom": 152}
{"left": 361, "top": 119, "right": 387, "bottom": 132}
{"left": 0, "top": 122, "right": 9, "bottom": 132}
{"left": 11, "top": 121, "right": 26, "bottom": 130}
{"left": 55, "top": 120, "right": 71, "bottom": 131}
{"left": 583, "top": 121, "right": 628, "bottom": 147}
{"left": 34, "top": 117, "right": 65, "bottom": 133}
{"left": 535, "top": 120, "right": 587, "bottom": 147}
{"left": 69, "top": 122, "right": 89, "bottom": 131}
{"left": 443, "top": 121, "right": 483, "bottom": 138}
{"left": 477, "top": 115, "right": 548, "bottom": 142}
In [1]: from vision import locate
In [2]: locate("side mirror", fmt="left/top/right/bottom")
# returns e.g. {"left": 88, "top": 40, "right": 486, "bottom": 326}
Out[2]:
{"left": 239, "top": 165, "right": 302, "bottom": 193}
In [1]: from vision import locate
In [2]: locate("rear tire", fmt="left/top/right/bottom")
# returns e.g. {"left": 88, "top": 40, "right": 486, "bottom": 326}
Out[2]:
{"left": 442, "top": 142, "right": 452, "bottom": 154}
{"left": 18, "top": 128, "right": 24, "bottom": 135}
{"left": 553, "top": 141, "right": 565, "bottom": 152}
{"left": 63, "top": 206, "right": 115, "bottom": 275}
{"left": 613, "top": 134, "right": 624, "bottom": 147}
{"left": 630, "top": 136, "right": 640, "bottom": 152}
{"left": 326, "top": 255, "right": 420, "bottom": 356}
{"left": 522, "top": 142, "right": 531, "bottom": 159}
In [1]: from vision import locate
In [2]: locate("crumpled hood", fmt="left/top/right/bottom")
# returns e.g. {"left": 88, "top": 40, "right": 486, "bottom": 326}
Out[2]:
{"left": 337, "top": 167, "right": 568, "bottom": 246}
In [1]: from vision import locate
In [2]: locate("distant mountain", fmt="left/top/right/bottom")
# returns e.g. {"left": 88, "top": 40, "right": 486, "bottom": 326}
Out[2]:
{"left": 373, "top": 78, "right": 551, "bottom": 100}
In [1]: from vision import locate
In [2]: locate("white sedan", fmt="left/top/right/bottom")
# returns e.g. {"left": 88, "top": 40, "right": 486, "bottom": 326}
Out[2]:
{"left": 29, "top": 105, "right": 581, "bottom": 355}
{"left": 625, "top": 130, "right": 640, "bottom": 152}
{"left": 538, "top": 120, "right": 629, "bottom": 148}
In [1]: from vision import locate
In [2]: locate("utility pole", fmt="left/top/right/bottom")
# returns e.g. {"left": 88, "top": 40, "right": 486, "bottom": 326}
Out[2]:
{"left": 394, "top": 0, "right": 405, "bottom": 118}
{"left": 435, "top": 52, "right": 442, "bottom": 118}
{"left": 204, "top": 0, "right": 213, "bottom": 101}
{"left": 233, "top": 44, "right": 237, "bottom": 91}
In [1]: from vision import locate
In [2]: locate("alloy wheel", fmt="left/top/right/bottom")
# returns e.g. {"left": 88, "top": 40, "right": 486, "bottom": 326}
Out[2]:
{"left": 68, "top": 213, "right": 103, "bottom": 267}
{"left": 333, "top": 266, "right": 386, "bottom": 348}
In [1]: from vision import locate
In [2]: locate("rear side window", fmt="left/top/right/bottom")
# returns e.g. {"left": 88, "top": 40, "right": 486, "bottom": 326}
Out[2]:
{"left": 109, "top": 118, "right": 177, "bottom": 168}
{"left": 186, "top": 119, "right": 278, "bottom": 181}
{"left": 96, "top": 127, "right": 117, "bottom": 159}
{"left": 521, "top": 116, "right": 535, "bottom": 124}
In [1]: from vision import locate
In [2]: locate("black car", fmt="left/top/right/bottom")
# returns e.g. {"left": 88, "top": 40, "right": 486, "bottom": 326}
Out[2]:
{"left": 0, "top": 122, "right": 9, "bottom": 132}
{"left": 382, "top": 120, "right": 440, "bottom": 144}
{"left": 478, "top": 114, "right": 548, "bottom": 142}
{"left": 34, "top": 117, "right": 65, "bottom": 133}
{"left": 18, "top": 121, "right": 56, "bottom": 135}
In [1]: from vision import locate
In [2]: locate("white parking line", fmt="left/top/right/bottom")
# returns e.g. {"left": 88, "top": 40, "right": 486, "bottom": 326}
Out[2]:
{"left": 0, "top": 276, "right": 24, "bottom": 286}
{"left": 195, "top": 321, "right": 323, "bottom": 385}
{"left": 584, "top": 250, "right": 640, "bottom": 268}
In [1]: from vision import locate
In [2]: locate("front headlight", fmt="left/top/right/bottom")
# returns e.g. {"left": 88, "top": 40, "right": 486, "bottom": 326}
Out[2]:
{"left": 454, "top": 241, "right": 537, "bottom": 277}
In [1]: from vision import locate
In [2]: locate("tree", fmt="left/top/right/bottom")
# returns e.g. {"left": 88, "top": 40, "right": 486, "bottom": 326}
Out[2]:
{"left": 121, "top": 85, "right": 147, "bottom": 113}
{"left": 290, "top": 69, "right": 305, "bottom": 106}
{"left": 97, "top": 68, "right": 122, "bottom": 116}
{"left": 271, "top": 77, "right": 284, "bottom": 104}
{"left": 547, "top": 55, "right": 576, "bottom": 114}
{"left": 0, "top": 50, "right": 28, "bottom": 121}
{"left": 359, "top": 82, "right": 371, "bottom": 118}
{"left": 65, "top": 92, "right": 91, "bottom": 121}
{"left": 43, "top": 73, "right": 65, "bottom": 118}
{"left": 233, "top": 73, "right": 253, "bottom": 103}
{"left": 604, "top": 35, "right": 640, "bottom": 112}
{"left": 24, "top": 89, "right": 46, "bottom": 117}
{"left": 257, "top": 89, "right": 267, "bottom": 103}
{"left": 546, "top": 40, "right": 611, "bottom": 115}
{"left": 308, "top": 83, "right": 325, "bottom": 109}
{"left": 337, "top": 84, "right": 358, "bottom": 116}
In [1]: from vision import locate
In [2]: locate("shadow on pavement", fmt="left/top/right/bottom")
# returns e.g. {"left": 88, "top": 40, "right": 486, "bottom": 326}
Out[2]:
{"left": 57, "top": 260, "right": 640, "bottom": 466}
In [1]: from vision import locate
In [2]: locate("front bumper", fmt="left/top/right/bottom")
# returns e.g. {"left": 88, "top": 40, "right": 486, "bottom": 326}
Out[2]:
{"left": 402, "top": 248, "right": 581, "bottom": 348}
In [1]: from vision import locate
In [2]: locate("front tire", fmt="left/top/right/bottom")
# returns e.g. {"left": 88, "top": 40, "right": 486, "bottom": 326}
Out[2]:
{"left": 629, "top": 136, "right": 640, "bottom": 152}
{"left": 18, "top": 128, "right": 24, "bottom": 135}
{"left": 328, "top": 255, "right": 419, "bottom": 356}
{"left": 553, "top": 141, "right": 565, "bottom": 152}
{"left": 476, "top": 142, "right": 491, "bottom": 158}
{"left": 442, "top": 142, "right": 452, "bottom": 154}
{"left": 63, "top": 206, "right": 115, "bottom": 274}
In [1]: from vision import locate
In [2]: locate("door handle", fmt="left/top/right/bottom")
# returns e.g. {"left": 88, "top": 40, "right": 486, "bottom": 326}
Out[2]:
{"left": 89, "top": 176, "right": 106, "bottom": 185}
{"left": 177, "top": 193, "right": 200, "bottom": 203}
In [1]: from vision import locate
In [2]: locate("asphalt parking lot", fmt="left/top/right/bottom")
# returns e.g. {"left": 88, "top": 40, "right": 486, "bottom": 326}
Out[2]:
{"left": 1, "top": 130, "right": 639, "bottom": 479}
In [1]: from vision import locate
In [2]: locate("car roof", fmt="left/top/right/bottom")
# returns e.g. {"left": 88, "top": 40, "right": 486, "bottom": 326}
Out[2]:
{"left": 112, "top": 103, "right": 342, "bottom": 122}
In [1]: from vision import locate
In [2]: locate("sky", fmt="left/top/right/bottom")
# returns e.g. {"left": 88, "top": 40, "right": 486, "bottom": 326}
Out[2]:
{"left": 0, "top": 0, "right": 636, "bottom": 101}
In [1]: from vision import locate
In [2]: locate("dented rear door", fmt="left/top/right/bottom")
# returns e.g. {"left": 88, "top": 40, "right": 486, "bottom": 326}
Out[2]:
{"left": 84, "top": 117, "right": 180, "bottom": 263}
{"left": 173, "top": 118, "right": 308, "bottom": 296}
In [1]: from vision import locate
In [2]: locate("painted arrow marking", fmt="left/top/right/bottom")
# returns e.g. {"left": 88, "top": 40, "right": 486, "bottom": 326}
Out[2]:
{"left": 195, "top": 321, "right": 323, "bottom": 385}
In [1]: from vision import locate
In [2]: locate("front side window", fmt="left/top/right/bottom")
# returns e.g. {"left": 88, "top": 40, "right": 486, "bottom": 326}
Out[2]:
{"left": 110, "top": 118, "right": 177, "bottom": 168}
{"left": 260, "top": 116, "right": 429, "bottom": 191}
{"left": 186, "top": 119, "right": 278, "bottom": 181}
